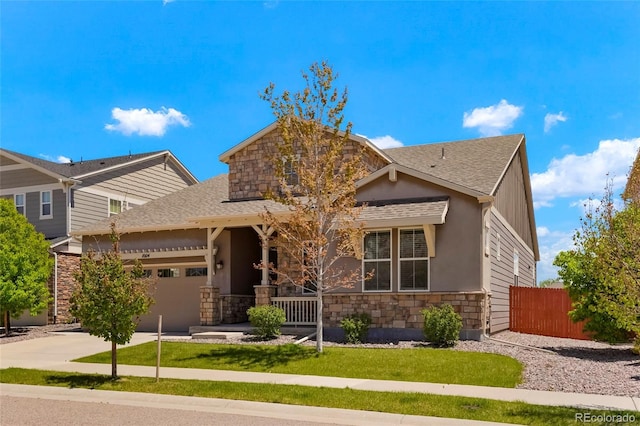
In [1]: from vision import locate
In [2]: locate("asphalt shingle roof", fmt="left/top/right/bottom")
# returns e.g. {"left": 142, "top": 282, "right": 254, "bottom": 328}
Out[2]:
{"left": 2, "top": 148, "right": 167, "bottom": 178}
{"left": 384, "top": 134, "right": 523, "bottom": 195}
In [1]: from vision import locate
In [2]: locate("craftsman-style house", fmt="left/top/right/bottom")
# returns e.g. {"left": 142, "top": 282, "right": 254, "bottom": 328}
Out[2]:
{"left": 75, "top": 122, "right": 539, "bottom": 339}
{"left": 0, "top": 149, "right": 198, "bottom": 325}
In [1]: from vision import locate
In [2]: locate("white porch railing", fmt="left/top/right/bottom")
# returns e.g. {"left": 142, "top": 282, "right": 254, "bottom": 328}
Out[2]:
{"left": 271, "top": 297, "right": 317, "bottom": 325}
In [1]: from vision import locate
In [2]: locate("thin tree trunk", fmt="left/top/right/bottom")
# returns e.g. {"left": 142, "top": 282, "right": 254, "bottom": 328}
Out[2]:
{"left": 3, "top": 311, "right": 10, "bottom": 337}
{"left": 316, "top": 288, "right": 323, "bottom": 353}
{"left": 111, "top": 340, "right": 117, "bottom": 379}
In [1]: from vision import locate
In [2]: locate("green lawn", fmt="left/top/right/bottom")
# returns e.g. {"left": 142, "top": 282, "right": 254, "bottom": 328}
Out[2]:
{"left": 75, "top": 341, "right": 522, "bottom": 388}
{"left": 1, "top": 368, "right": 636, "bottom": 426}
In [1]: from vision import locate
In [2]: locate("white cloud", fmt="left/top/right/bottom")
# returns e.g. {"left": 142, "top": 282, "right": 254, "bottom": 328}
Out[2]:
{"left": 537, "top": 229, "right": 575, "bottom": 282}
{"left": 105, "top": 107, "right": 190, "bottom": 137}
{"left": 536, "top": 226, "right": 550, "bottom": 237}
{"left": 531, "top": 137, "right": 640, "bottom": 208}
{"left": 39, "top": 154, "right": 71, "bottom": 163}
{"left": 462, "top": 99, "right": 523, "bottom": 136}
{"left": 367, "top": 135, "right": 404, "bottom": 149}
{"left": 544, "top": 112, "right": 568, "bottom": 133}
{"left": 263, "top": 0, "right": 279, "bottom": 8}
{"left": 162, "top": 0, "right": 174, "bottom": 5}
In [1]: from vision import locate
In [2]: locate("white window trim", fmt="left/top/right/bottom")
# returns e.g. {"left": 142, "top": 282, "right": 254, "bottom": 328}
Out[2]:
{"left": 40, "top": 190, "right": 52, "bottom": 220}
{"left": 362, "top": 228, "right": 393, "bottom": 293}
{"left": 14, "top": 193, "right": 25, "bottom": 216}
{"left": 398, "top": 227, "right": 430, "bottom": 292}
{"left": 496, "top": 233, "right": 501, "bottom": 261}
{"left": 108, "top": 198, "right": 124, "bottom": 217}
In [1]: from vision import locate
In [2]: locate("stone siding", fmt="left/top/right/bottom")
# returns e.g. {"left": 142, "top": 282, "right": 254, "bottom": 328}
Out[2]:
{"left": 221, "top": 294, "right": 254, "bottom": 323}
{"left": 48, "top": 252, "right": 81, "bottom": 324}
{"left": 228, "top": 129, "right": 388, "bottom": 200}
{"left": 323, "top": 292, "right": 486, "bottom": 332}
{"left": 200, "top": 286, "right": 220, "bottom": 326}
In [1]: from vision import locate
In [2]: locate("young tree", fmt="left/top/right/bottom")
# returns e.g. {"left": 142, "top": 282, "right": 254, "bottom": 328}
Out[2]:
{"left": 0, "top": 198, "right": 53, "bottom": 336}
{"left": 71, "top": 224, "right": 155, "bottom": 379}
{"left": 554, "top": 181, "right": 640, "bottom": 347}
{"left": 259, "top": 61, "right": 369, "bottom": 352}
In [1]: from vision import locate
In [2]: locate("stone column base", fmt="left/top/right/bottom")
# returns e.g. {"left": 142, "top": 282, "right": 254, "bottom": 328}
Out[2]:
{"left": 200, "top": 286, "right": 220, "bottom": 326}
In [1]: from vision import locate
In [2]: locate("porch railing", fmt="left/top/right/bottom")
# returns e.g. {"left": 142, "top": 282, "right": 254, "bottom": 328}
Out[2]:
{"left": 271, "top": 297, "right": 317, "bottom": 325}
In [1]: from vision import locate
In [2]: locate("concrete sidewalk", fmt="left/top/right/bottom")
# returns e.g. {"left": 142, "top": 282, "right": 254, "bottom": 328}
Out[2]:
{"left": 1, "top": 331, "right": 638, "bottom": 414}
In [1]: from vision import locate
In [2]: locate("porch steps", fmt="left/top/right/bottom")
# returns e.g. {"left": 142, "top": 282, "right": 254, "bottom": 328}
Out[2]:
{"left": 191, "top": 331, "right": 246, "bottom": 340}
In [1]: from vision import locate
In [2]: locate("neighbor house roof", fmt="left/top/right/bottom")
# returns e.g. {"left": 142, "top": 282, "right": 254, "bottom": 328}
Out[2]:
{"left": 0, "top": 148, "right": 198, "bottom": 184}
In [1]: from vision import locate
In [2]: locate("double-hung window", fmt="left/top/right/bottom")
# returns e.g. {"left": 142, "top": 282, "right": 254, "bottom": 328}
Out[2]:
{"left": 363, "top": 230, "right": 391, "bottom": 291}
{"left": 40, "top": 191, "right": 52, "bottom": 219}
{"left": 109, "top": 199, "right": 124, "bottom": 216}
{"left": 283, "top": 157, "right": 299, "bottom": 186}
{"left": 399, "top": 229, "right": 429, "bottom": 291}
{"left": 14, "top": 194, "right": 25, "bottom": 216}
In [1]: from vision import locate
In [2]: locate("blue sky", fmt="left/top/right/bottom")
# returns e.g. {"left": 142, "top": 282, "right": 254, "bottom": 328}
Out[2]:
{"left": 2, "top": 1, "right": 639, "bottom": 282}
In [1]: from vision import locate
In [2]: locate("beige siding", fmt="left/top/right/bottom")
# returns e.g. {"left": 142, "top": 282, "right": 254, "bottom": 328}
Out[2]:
{"left": 0, "top": 168, "right": 58, "bottom": 189}
{"left": 489, "top": 210, "right": 535, "bottom": 333}
{"left": 493, "top": 151, "right": 534, "bottom": 251}
{"left": 78, "top": 157, "right": 193, "bottom": 202}
{"left": 70, "top": 189, "right": 108, "bottom": 232}
{"left": 0, "top": 155, "right": 19, "bottom": 166}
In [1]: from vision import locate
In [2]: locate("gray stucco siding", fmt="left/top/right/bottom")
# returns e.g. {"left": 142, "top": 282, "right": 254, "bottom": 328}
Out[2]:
{"left": 79, "top": 158, "right": 193, "bottom": 202}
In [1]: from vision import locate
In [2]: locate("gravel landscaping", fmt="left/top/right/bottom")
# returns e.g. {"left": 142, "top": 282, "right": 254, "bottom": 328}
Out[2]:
{"left": 2, "top": 324, "right": 638, "bottom": 398}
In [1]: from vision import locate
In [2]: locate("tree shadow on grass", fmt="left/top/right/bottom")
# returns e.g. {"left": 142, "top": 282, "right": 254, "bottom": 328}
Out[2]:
{"left": 45, "top": 373, "right": 115, "bottom": 389}
{"left": 190, "top": 344, "right": 317, "bottom": 369}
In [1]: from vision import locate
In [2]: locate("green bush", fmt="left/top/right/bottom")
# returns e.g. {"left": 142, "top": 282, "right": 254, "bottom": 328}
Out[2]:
{"left": 340, "top": 312, "right": 372, "bottom": 344}
{"left": 247, "top": 305, "right": 286, "bottom": 339}
{"left": 422, "top": 304, "right": 462, "bottom": 347}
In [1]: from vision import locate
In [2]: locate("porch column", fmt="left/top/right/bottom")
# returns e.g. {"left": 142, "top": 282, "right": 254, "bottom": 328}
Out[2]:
{"left": 206, "top": 227, "right": 224, "bottom": 286}
{"left": 200, "top": 286, "right": 220, "bottom": 325}
{"left": 251, "top": 224, "right": 275, "bottom": 285}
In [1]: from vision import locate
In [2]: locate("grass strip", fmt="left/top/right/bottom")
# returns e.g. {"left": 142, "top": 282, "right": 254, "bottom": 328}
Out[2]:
{"left": 1, "top": 368, "right": 636, "bottom": 426}
{"left": 75, "top": 342, "right": 522, "bottom": 388}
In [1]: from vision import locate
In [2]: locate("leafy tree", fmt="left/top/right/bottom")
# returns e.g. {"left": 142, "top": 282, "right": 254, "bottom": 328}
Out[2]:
{"left": 71, "top": 224, "right": 155, "bottom": 379}
{"left": 259, "top": 61, "right": 369, "bottom": 352}
{"left": 0, "top": 198, "right": 53, "bottom": 336}
{"left": 554, "top": 182, "right": 640, "bottom": 346}
{"left": 537, "top": 278, "right": 560, "bottom": 288}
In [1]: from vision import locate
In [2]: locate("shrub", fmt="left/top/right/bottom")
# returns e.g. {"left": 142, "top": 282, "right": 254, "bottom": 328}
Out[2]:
{"left": 247, "top": 305, "right": 286, "bottom": 339}
{"left": 422, "top": 304, "right": 462, "bottom": 347}
{"left": 340, "top": 312, "right": 372, "bottom": 344}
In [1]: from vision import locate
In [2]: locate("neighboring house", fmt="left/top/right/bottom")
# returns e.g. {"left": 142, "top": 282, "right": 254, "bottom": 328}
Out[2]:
{"left": 75, "top": 122, "right": 539, "bottom": 339}
{"left": 0, "top": 149, "right": 198, "bottom": 325}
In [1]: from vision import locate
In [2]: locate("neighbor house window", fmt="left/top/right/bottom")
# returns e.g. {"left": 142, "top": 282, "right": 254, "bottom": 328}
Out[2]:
{"left": 157, "top": 268, "right": 180, "bottom": 278}
{"left": 399, "top": 229, "right": 429, "bottom": 291}
{"left": 109, "top": 199, "right": 123, "bottom": 216}
{"left": 142, "top": 269, "right": 153, "bottom": 278}
{"left": 363, "top": 230, "right": 391, "bottom": 291}
{"left": 40, "top": 191, "right": 52, "bottom": 219}
{"left": 496, "top": 233, "right": 502, "bottom": 261}
{"left": 283, "top": 157, "right": 299, "bottom": 186}
{"left": 14, "top": 194, "right": 25, "bottom": 216}
{"left": 186, "top": 267, "right": 207, "bottom": 277}
{"left": 513, "top": 249, "right": 520, "bottom": 287}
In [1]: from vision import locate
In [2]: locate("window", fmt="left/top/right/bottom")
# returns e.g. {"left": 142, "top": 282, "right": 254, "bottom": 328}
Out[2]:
{"left": 513, "top": 249, "right": 520, "bottom": 286}
{"left": 14, "top": 194, "right": 25, "bottom": 216}
{"left": 363, "top": 230, "right": 391, "bottom": 291}
{"left": 399, "top": 229, "right": 429, "bottom": 291}
{"left": 283, "top": 157, "right": 299, "bottom": 186}
{"left": 157, "top": 268, "right": 180, "bottom": 278}
{"left": 496, "top": 233, "right": 502, "bottom": 261}
{"left": 186, "top": 267, "right": 207, "bottom": 277}
{"left": 40, "top": 191, "right": 52, "bottom": 219}
{"left": 109, "top": 199, "right": 123, "bottom": 216}
{"left": 142, "top": 269, "right": 153, "bottom": 278}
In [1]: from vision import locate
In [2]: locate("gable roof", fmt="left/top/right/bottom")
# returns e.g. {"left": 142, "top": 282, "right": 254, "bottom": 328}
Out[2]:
{"left": 0, "top": 149, "right": 198, "bottom": 184}
{"left": 218, "top": 121, "right": 394, "bottom": 164}
{"left": 382, "top": 134, "right": 525, "bottom": 196}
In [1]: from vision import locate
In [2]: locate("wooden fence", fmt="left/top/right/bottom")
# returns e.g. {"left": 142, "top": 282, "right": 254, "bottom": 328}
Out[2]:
{"left": 509, "top": 286, "right": 592, "bottom": 340}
